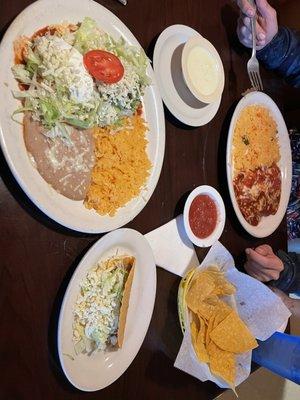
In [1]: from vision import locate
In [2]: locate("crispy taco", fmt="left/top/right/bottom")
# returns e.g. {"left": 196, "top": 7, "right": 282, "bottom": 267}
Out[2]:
{"left": 73, "top": 255, "right": 135, "bottom": 354}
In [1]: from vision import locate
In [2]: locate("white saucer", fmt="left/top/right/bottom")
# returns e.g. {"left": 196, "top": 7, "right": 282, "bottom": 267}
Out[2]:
{"left": 153, "top": 25, "right": 222, "bottom": 127}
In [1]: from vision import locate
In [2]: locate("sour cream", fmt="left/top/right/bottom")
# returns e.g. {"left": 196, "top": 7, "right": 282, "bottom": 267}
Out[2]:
{"left": 186, "top": 46, "right": 219, "bottom": 96}
{"left": 181, "top": 36, "right": 225, "bottom": 104}
{"left": 35, "top": 35, "right": 94, "bottom": 103}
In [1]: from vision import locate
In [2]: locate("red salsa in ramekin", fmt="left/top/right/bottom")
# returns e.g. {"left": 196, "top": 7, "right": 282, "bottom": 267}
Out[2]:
{"left": 188, "top": 194, "right": 218, "bottom": 239}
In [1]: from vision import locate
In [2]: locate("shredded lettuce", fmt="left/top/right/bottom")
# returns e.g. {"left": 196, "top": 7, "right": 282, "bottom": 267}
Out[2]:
{"left": 105, "top": 36, "right": 150, "bottom": 87}
{"left": 12, "top": 64, "right": 32, "bottom": 84}
{"left": 12, "top": 17, "right": 151, "bottom": 135}
{"left": 25, "top": 47, "right": 41, "bottom": 75}
{"left": 73, "top": 17, "right": 106, "bottom": 54}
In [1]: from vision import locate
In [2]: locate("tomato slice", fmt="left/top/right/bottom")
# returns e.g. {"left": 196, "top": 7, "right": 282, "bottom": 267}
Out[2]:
{"left": 83, "top": 50, "right": 124, "bottom": 84}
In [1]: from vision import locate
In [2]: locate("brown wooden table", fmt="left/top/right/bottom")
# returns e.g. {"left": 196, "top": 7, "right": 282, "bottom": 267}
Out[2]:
{"left": 1, "top": 1, "right": 299, "bottom": 399}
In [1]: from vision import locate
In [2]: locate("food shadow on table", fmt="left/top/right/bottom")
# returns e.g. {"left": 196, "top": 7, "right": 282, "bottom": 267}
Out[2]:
{"left": 47, "top": 241, "right": 97, "bottom": 392}
{"left": 0, "top": 146, "right": 92, "bottom": 238}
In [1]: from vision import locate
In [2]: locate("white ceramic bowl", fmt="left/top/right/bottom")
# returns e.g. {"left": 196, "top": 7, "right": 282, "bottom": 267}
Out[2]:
{"left": 181, "top": 35, "right": 225, "bottom": 104}
{"left": 183, "top": 185, "right": 226, "bottom": 247}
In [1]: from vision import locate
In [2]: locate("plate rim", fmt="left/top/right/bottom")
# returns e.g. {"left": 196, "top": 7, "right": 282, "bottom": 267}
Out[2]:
{"left": 0, "top": 0, "right": 165, "bottom": 234}
{"left": 57, "top": 227, "right": 157, "bottom": 391}
{"left": 226, "top": 91, "right": 292, "bottom": 238}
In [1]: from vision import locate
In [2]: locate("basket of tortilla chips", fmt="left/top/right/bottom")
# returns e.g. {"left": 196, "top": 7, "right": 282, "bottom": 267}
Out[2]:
{"left": 178, "top": 265, "right": 258, "bottom": 390}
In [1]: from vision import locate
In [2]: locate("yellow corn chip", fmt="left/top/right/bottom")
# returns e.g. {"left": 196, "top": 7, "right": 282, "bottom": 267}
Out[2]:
{"left": 210, "top": 311, "right": 258, "bottom": 353}
{"left": 183, "top": 263, "right": 255, "bottom": 393}
{"left": 198, "top": 315, "right": 207, "bottom": 342}
{"left": 213, "top": 302, "right": 232, "bottom": 329}
{"left": 186, "top": 274, "right": 215, "bottom": 313}
{"left": 195, "top": 318, "right": 209, "bottom": 363}
{"left": 205, "top": 315, "right": 215, "bottom": 348}
{"left": 190, "top": 317, "right": 198, "bottom": 347}
{"left": 207, "top": 341, "right": 236, "bottom": 387}
{"left": 196, "top": 295, "right": 219, "bottom": 320}
{"left": 212, "top": 278, "right": 236, "bottom": 297}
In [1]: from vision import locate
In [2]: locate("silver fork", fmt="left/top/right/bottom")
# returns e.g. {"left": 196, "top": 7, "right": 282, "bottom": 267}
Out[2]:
{"left": 247, "top": 3, "right": 264, "bottom": 91}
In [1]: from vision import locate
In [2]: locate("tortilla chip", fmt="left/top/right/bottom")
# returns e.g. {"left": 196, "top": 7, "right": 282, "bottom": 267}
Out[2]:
{"left": 198, "top": 315, "right": 207, "bottom": 343}
{"left": 190, "top": 313, "right": 209, "bottom": 363}
{"left": 210, "top": 311, "right": 258, "bottom": 353}
{"left": 196, "top": 295, "right": 219, "bottom": 320}
{"left": 184, "top": 264, "right": 255, "bottom": 392}
{"left": 186, "top": 274, "right": 215, "bottom": 313}
{"left": 208, "top": 341, "right": 236, "bottom": 387}
{"left": 205, "top": 315, "right": 215, "bottom": 348}
{"left": 195, "top": 322, "right": 209, "bottom": 363}
{"left": 205, "top": 265, "right": 220, "bottom": 272}
{"left": 212, "top": 278, "right": 236, "bottom": 297}
{"left": 213, "top": 302, "right": 232, "bottom": 329}
{"left": 190, "top": 311, "right": 200, "bottom": 347}
{"left": 117, "top": 258, "right": 135, "bottom": 347}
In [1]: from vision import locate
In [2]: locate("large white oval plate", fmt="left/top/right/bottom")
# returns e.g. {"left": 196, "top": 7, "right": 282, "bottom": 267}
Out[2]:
{"left": 226, "top": 91, "right": 292, "bottom": 238}
{"left": 0, "top": 0, "right": 165, "bottom": 233}
{"left": 57, "top": 228, "right": 156, "bottom": 391}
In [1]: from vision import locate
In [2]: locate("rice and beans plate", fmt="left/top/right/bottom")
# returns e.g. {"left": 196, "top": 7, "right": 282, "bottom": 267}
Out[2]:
{"left": 232, "top": 105, "right": 281, "bottom": 226}
{"left": 12, "top": 18, "right": 152, "bottom": 216}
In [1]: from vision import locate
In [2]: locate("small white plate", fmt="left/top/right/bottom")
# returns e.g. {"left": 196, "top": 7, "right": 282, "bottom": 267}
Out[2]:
{"left": 0, "top": 0, "right": 165, "bottom": 233}
{"left": 226, "top": 91, "right": 292, "bottom": 238}
{"left": 183, "top": 185, "right": 226, "bottom": 247}
{"left": 57, "top": 228, "right": 156, "bottom": 391}
{"left": 153, "top": 25, "right": 222, "bottom": 127}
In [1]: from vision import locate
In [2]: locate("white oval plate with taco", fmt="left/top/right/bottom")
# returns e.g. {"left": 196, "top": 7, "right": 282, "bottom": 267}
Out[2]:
{"left": 57, "top": 228, "right": 156, "bottom": 391}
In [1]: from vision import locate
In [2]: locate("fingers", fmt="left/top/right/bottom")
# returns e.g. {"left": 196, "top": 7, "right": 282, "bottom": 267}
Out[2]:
{"left": 237, "top": 15, "right": 266, "bottom": 47}
{"left": 256, "top": 0, "right": 276, "bottom": 18}
{"left": 244, "top": 261, "right": 273, "bottom": 282}
{"left": 243, "top": 16, "right": 267, "bottom": 44}
{"left": 245, "top": 261, "right": 280, "bottom": 281}
{"left": 245, "top": 248, "right": 274, "bottom": 268}
{"left": 244, "top": 247, "right": 283, "bottom": 281}
{"left": 237, "top": 0, "right": 255, "bottom": 17}
{"left": 255, "top": 244, "right": 273, "bottom": 256}
{"left": 237, "top": 16, "right": 252, "bottom": 48}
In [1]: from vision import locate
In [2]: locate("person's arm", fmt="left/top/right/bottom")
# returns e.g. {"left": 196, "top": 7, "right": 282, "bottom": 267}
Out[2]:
{"left": 236, "top": 0, "right": 300, "bottom": 87}
{"left": 257, "top": 27, "right": 300, "bottom": 88}
{"left": 244, "top": 245, "right": 300, "bottom": 294}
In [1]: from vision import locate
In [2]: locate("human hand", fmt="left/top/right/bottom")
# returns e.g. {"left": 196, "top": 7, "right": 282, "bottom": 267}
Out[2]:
{"left": 244, "top": 244, "right": 284, "bottom": 282}
{"left": 236, "top": 0, "right": 278, "bottom": 50}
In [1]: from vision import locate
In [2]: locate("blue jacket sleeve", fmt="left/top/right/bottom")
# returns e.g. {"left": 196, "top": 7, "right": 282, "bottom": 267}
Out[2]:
{"left": 257, "top": 26, "right": 300, "bottom": 88}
